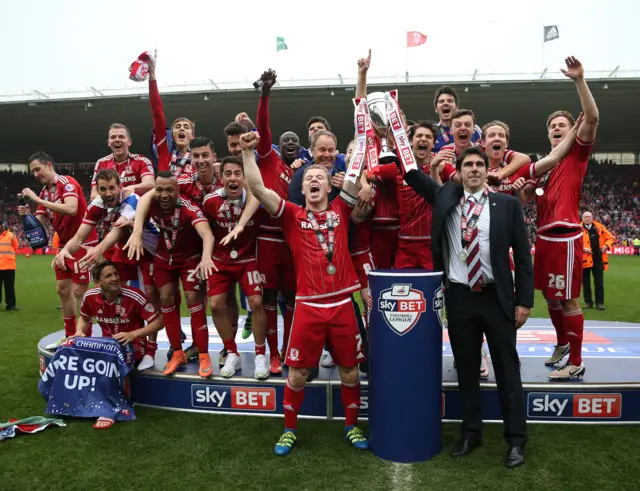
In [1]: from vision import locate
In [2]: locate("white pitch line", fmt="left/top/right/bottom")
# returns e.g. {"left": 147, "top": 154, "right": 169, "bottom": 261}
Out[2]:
{"left": 390, "top": 462, "right": 413, "bottom": 491}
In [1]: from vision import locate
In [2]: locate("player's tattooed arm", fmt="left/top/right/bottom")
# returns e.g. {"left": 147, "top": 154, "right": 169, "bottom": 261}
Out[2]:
{"left": 351, "top": 199, "right": 373, "bottom": 225}
{"left": 241, "top": 132, "right": 282, "bottom": 216}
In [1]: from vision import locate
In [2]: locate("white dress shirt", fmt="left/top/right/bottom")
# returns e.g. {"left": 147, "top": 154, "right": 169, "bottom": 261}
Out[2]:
{"left": 445, "top": 189, "right": 494, "bottom": 286}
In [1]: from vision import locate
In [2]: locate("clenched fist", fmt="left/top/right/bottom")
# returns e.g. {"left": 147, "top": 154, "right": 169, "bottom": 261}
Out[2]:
{"left": 239, "top": 132, "right": 260, "bottom": 151}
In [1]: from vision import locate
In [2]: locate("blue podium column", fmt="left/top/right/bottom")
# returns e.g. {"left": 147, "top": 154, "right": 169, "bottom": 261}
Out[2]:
{"left": 368, "top": 269, "right": 445, "bottom": 463}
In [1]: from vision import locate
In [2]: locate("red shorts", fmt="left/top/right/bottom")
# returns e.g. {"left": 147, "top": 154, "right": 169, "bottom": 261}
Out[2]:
{"left": 286, "top": 296, "right": 365, "bottom": 369}
{"left": 257, "top": 238, "right": 296, "bottom": 291}
{"left": 116, "top": 253, "right": 154, "bottom": 287}
{"left": 54, "top": 247, "right": 90, "bottom": 284}
{"left": 207, "top": 258, "right": 263, "bottom": 298}
{"left": 351, "top": 250, "right": 374, "bottom": 289}
{"left": 370, "top": 228, "right": 398, "bottom": 269}
{"left": 394, "top": 239, "right": 433, "bottom": 269}
{"left": 153, "top": 255, "right": 202, "bottom": 292}
{"left": 534, "top": 231, "right": 583, "bottom": 300}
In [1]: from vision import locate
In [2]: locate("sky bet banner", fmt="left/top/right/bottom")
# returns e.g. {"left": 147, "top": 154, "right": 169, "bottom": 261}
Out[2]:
{"left": 38, "top": 338, "right": 136, "bottom": 421}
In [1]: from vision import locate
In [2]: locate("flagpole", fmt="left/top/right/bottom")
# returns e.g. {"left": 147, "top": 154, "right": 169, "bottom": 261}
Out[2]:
{"left": 405, "top": 30, "right": 409, "bottom": 83}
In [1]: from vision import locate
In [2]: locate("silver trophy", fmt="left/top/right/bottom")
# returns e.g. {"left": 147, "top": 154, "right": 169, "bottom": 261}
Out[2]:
{"left": 367, "top": 92, "right": 398, "bottom": 164}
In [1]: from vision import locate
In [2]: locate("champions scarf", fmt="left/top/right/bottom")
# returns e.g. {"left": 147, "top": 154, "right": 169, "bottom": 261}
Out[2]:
{"left": 129, "top": 51, "right": 156, "bottom": 82}
{"left": 38, "top": 337, "right": 136, "bottom": 421}
{"left": 345, "top": 91, "right": 418, "bottom": 184}
{"left": 386, "top": 91, "right": 418, "bottom": 173}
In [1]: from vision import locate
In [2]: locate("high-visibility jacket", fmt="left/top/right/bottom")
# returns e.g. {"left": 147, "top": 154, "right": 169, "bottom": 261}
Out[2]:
{"left": 0, "top": 230, "right": 19, "bottom": 270}
{"left": 582, "top": 220, "right": 614, "bottom": 270}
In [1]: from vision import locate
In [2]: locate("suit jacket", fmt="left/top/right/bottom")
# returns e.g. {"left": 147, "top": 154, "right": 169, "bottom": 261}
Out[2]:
{"left": 404, "top": 170, "right": 534, "bottom": 320}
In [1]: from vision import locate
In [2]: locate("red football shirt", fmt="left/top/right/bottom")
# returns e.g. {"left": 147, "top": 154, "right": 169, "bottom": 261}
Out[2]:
{"left": 371, "top": 179, "right": 399, "bottom": 230}
{"left": 83, "top": 197, "right": 123, "bottom": 242}
{"left": 178, "top": 173, "right": 222, "bottom": 208}
{"left": 36, "top": 174, "right": 97, "bottom": 247}
{"left": 274, "top": 193, "right": 360, "bottom": 302}
{"left": 397, "top": 164, "right": 433, "bottom": 240}
{"left": 536, "top": 137, "right": 593, "bottom": 233}
{"left": 80, "top": 285, "right": 159, "bottom": 336}
{"left": 257, "top": 95, "right": 293, "bottom": 242}
{"left": 488, "top": 150, "right": 536, "bottom": 195}
{"left": 203, "top": 189, "right": 259, "bottom": 264}
{"left": 91, "top": 153, "right": 154, "bottom": 188}
{"left": 148, "top": 197, "right": 207, "bottom": 263}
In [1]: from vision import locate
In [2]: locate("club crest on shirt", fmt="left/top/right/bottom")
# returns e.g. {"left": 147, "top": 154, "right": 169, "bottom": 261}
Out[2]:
{"left": 378, "top": 283, "right": 427, "bottom": 336}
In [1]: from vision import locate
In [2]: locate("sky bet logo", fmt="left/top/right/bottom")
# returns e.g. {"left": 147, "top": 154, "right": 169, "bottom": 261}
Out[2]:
{"left": 528, "top": 393, "right": 622, "bottom": 419}
{"left": 378, "top": 284, "right": 427, "bottom": 336}
{"left": 191, "top": 385, "right": 276, "bottom": 412}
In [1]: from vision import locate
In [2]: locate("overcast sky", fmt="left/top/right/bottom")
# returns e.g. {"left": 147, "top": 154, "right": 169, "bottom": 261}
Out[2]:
{"left": 1, "top": 0, "right": 638, "bottom": 94}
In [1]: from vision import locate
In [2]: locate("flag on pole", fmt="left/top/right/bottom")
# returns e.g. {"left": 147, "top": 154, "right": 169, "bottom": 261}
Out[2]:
{"left": 276, "top": 36, "right": 288, "bottom": 52}
{"left": 543, "top": 26, "right": 559, "bottom": 43}
{"left": 406, "top": 31, "right": 427, "bottom": 48}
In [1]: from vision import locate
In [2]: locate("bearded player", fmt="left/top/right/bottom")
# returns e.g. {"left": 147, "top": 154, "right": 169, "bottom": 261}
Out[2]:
{"left": 531, "top": 56, "right": 599, "bottom": 380}
{"left": 203, "top": 156, "right": 268, "bottom": 379}
{"left": 75, "top": 261, "right": 163, "bottom": 429}
{"left": 19, "top": 152, "right": 97, "bottom": 338}
{"left": 242, "top": 131, "right": 368, "bottom": 456}
{"left": 90, "top": 123, "right": 155, "bottom": 201}
{"left": 125, "top": 172, "right": 215, "bottom": 377}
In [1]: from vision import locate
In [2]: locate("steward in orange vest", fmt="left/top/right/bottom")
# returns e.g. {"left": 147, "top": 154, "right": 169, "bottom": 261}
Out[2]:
{"left": 581, "top": 217, "right": 614, "bottom": 270}
{"left": 0, "top": 221, "right": 19, "bottom": 310}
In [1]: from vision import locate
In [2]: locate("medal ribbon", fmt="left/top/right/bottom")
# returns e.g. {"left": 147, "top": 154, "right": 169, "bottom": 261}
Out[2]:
{"left": 171, "top": 150, "right": 191, "bottom": 175}
{"left": 306, "top": 210, "right": 335, "bottom": 266}
{"left": 460, "top": 189, "right": 489, "bottom": 248}
{"left": 160, "top": 205, "right": 181, "bottom": 264}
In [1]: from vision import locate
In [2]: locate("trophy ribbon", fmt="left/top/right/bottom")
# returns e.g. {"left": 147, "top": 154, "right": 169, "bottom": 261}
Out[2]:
{"left": 385, "top": 91, "right": 418, "bottom": 173}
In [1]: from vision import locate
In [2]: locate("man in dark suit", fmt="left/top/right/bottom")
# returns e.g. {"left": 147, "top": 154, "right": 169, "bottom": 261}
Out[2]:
{"left": 403, "top": 147, "right": 533, "bottom": 468}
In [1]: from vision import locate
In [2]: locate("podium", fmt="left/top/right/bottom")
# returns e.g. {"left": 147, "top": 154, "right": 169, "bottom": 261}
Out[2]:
{"left": 368, "top": 269, "right": 444, "bottom": 463}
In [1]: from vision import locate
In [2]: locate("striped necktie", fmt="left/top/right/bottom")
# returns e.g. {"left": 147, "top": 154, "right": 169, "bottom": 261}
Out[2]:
{"left": 464, "top": 197, "right": 484, "bottom": 292}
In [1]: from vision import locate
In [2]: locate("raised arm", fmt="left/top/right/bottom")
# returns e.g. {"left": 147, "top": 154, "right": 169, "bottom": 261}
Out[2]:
{"left": 403, "top": 168, "right": 438, "bottom": 205}
{"left": 256, "top": 69, "right": 276, "bottom": 156}
{"left": 356, "top": 49, "right": 371, "bottom": 99}
{"left": 241, "top": 132, "right": 282, "bottom": 216}
{"left": 561, "top": 56, "right": 598, "bottom": 143}
{"left": 148, "top": 59, "right": 171, "bottom": 172}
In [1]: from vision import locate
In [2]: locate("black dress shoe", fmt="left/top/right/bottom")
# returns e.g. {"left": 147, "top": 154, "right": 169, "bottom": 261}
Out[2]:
{"left": 506, "top": 446, "right": 525, "bottom": 468}
{"left": 451, "top": 438, "right": 482, "bottom": 457}
{"left": 6, "top": 306, "right": 19, "bottom": 311}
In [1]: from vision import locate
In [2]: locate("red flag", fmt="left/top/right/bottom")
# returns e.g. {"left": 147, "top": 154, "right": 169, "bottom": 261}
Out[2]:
{"left": 406, "top": 31, "right": 427, "bottom": 48}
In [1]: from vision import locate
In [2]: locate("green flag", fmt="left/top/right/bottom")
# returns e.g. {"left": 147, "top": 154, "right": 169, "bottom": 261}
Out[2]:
{"left": 276, "top": 36, "right": 288, "bottom": 52}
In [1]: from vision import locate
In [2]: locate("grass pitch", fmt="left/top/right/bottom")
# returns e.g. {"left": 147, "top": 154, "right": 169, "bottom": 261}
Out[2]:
{"left": 1, "top": 256, "right": 639, "bottom": 491}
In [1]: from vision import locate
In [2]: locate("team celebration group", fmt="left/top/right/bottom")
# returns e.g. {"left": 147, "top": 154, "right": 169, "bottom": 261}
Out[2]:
{"left": 18, "top": 50, "right": 599, "bottom": 461}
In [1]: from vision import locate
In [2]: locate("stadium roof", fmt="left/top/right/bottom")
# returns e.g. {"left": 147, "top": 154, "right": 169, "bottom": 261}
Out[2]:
{"left": 1, "top": 69, "right": 638, "bottom": 164}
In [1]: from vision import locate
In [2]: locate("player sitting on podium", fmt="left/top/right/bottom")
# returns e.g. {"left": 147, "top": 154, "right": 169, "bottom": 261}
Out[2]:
{"left": 74, "top": 261, "right": 163, "bottom": 428}
{"left": 241, "top": 131, "right": 368, "bottom": 456}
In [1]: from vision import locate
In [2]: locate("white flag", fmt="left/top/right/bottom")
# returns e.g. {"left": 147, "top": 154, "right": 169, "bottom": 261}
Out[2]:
{"left": 544, "top": 26, "right": 559, "bottom": 43}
